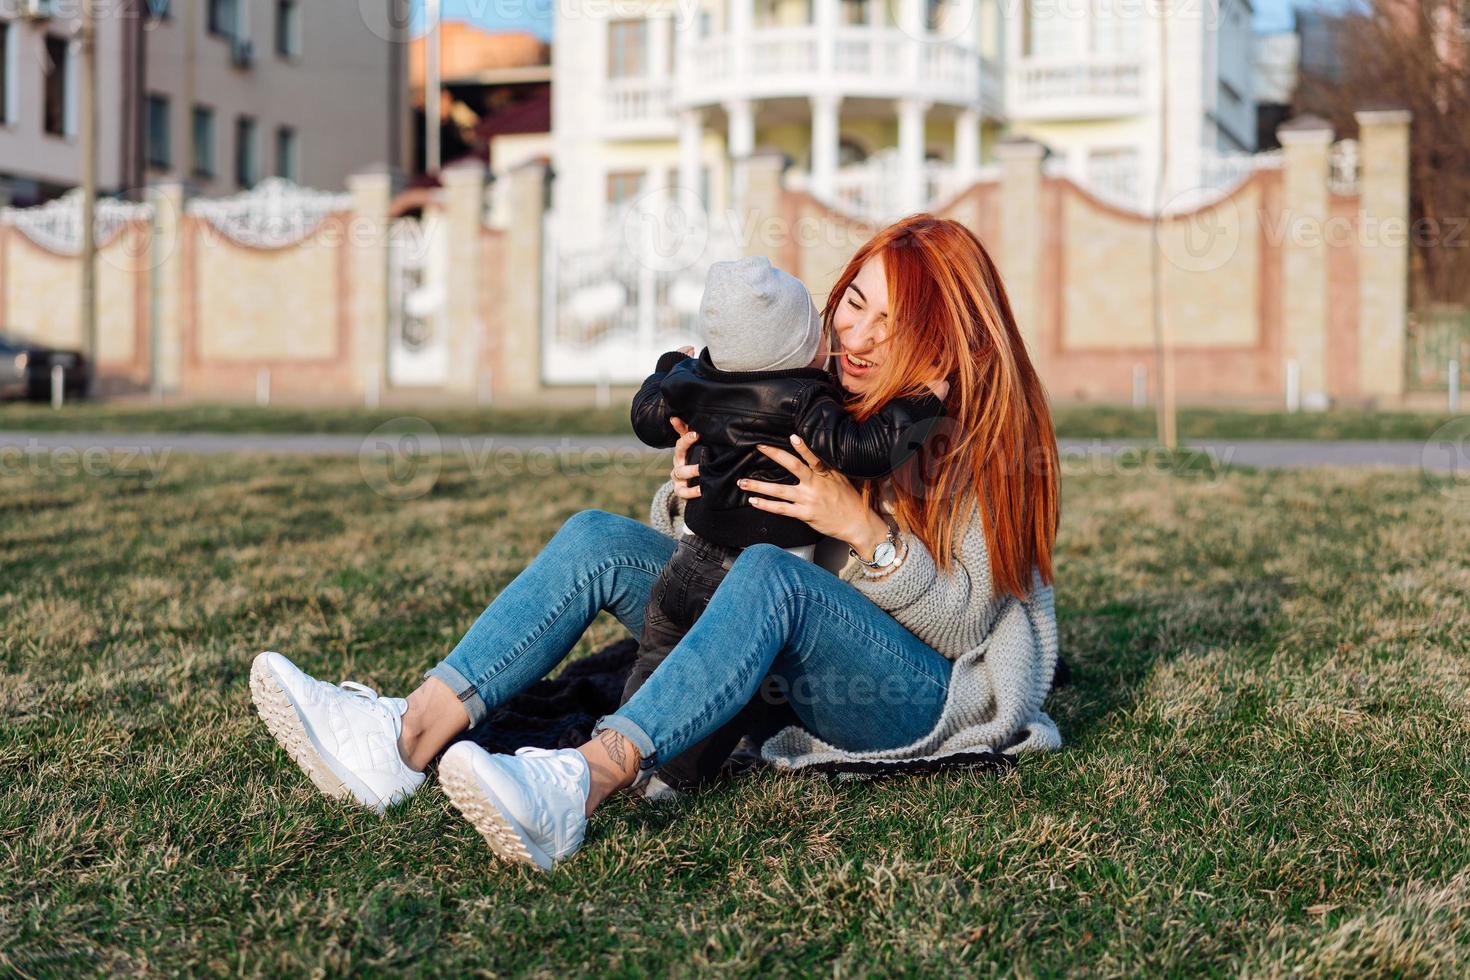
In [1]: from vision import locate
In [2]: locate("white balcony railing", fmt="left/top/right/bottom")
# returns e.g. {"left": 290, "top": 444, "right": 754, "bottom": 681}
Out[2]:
{"left": 603, "top": 76, "right": 675, "bottom": 135}
{"left": 788, "top": 150, "right": 985, "bottom": 224}
{"left": 677, "top": 26, "right": 998, "bottom": 112}
{"left": 1008, "top": 57, "right": 1144, "bottom": 120}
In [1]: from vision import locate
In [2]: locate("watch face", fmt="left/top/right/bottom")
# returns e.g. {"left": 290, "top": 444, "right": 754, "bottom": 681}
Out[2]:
{"left": 873, "top": 541, "right": 897, "bottom": 567}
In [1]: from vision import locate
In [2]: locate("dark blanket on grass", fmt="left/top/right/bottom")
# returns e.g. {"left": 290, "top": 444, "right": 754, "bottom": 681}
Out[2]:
{"left": 457, "top": 637, "right": 1069, "bottom": 781}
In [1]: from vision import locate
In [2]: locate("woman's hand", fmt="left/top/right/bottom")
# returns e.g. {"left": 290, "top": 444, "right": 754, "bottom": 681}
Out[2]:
{"left": 668, "top": 416, "right": 701, "bottom": 500}
{"left": 739, "top": 435, "right": 891, "bottom": 559}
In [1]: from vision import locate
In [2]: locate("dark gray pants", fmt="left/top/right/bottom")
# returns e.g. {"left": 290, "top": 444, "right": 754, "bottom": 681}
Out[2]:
{"left": 622, "top": 531, "right": 795, "bottom": 790}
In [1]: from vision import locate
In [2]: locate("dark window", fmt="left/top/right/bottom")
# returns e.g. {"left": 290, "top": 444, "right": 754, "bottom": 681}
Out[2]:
{"left": 0, "top": 22, "right": 10, "bottom": 125}
{"left": 193, "top": 105, "right": 215, "bottom": 177}
{"left": 235, "top": 115, "right": 257, "bottom": 188}
{"left": 275, "top": 126, "right": 297, "bottom": 181}
{"left": 275, "top": 0, "right": 301, "bottom": 56}
{"left": 208, "top": 0, "right": 239, "bottom": 38}
{"left": 146, "top": 93, "right": 170, "bottom": 168}
{"left": 43, "top": 35, "right": 68, "bottom": 136}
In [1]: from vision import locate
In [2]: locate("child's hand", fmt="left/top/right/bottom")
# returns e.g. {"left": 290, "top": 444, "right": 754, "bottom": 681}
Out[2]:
{"left": 677, "top": 346, "right": 695, "bottom": 357}
{"left": 925, "top": 378, "right": 950, "bottom": 400}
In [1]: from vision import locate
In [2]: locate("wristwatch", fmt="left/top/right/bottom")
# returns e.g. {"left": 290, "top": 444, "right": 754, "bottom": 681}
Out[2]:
{"left": 850, "top": 519, "right": 900, "bottom": 570}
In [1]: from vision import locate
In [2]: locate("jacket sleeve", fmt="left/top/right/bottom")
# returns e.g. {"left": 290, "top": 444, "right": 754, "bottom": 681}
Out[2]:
{"left": 795, "top": 389, "right": 946, "bottom": 479}
{"left": 630, "top": 350, "right": 695, "bottom": 449}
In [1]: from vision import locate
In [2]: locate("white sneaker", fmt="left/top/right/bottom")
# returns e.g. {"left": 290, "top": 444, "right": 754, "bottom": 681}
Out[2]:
{"left": 250, "top": 651, "right": 426, "bottom": 815}
{"left": 438, "top": 742, "right": 590, "bottom": 872}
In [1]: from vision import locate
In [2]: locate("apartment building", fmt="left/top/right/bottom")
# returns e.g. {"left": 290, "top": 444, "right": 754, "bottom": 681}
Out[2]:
{"left": 549, "top": 0, "right": 1258, "bottom": 237}
{"left": 0, "top": 0, "right": 404, "bottom": 206}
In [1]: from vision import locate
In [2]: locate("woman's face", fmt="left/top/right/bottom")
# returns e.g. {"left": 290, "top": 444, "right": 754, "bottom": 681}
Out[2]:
{"left": 831, "top": 254, "right": 890, "bottom": 396}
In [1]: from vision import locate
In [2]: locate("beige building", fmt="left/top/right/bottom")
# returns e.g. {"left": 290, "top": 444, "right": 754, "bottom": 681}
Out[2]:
{"left": 0, "top": 0, "right": 404, "bottom": 206}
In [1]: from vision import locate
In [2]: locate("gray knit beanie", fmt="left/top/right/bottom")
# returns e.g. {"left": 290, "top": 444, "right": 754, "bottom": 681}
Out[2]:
{"left": 699, "top": 256, "right": 822, "bottom": 373}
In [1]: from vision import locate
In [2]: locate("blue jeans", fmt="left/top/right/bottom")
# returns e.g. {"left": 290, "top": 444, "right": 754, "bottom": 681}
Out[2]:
{"left": 428, "top": 509, "right": 950, "bottom": 769}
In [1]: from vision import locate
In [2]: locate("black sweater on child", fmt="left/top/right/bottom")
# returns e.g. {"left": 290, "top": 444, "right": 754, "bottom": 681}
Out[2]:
{"left": 630, "top": 347, "right": 945, "bottom": 549}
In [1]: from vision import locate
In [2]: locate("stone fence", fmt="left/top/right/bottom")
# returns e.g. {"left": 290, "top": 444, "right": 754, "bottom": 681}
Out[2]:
{"left": 0, "top": 109, "right": 1412, "bottom": 409}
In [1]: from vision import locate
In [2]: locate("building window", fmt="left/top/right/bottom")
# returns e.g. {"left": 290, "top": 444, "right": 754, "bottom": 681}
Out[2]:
{"left": 1022, "top": 0, "right": 1073, "bottom": 57}
{"left": 276, "top": 126, "right": 298, "bottom": 181}
{"left": 235, "top": 115, "right": 258, "bottom": 187}
{"left": 605, "top": 170, "right": 645, "bottom": 208}
{"left": 607, "top": 19, "right": 646, "bottom": 79}
{"left": 43, "top": 35, "right": 69, "bottom": 136}
{"left": 1089, "top": 0, "right": 1136, "bottom": 56}
{"left": 841, "top": 0, "right": 867, "bottom": 25}
{"left": 209, "top": 0, "right": 239, "bottom": 39}
{"left": 276, "top": 0, "right": 301, "bottom": 57}
{"left": 146, "top": 94, "right": 170, "bottom": 168}
{"left": 193, "top": 105, "right": 215, "bottom": 177}
{"left": 0, "top": 22, "right": 11, "bottom": 126}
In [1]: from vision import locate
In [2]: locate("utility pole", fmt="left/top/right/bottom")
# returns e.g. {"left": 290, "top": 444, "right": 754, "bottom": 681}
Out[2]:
{"left": 425, "top": 0, "right": 442, "bottom": 174}
{"left": 1149, "top": 3, "right": 1176, "bottom": 451}
{"left": 80, "top": 0, "right": 99, "bottom": 397}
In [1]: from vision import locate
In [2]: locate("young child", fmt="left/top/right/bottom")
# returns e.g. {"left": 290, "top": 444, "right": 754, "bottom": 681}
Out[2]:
{"left": 624, "top": 255, "right": 948, "bottom": 792}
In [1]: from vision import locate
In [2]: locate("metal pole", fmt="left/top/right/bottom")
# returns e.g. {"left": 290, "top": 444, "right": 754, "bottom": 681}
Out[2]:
{"left": 425, "top": 0, "right": 442, "bottom": 174}
{"left": 1450, "top": 359, "right": 1461, "bottom": 414}
{"left": 1150, "top": 10, "right": 1175, "bottom": 451}
{"left": 80, "top": 0, "right": 99, "bottom": 397}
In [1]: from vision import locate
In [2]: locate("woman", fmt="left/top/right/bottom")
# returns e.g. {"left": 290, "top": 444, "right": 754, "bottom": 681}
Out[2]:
{"left": 251, "top": 214, "right": 1063, "bottom": 872}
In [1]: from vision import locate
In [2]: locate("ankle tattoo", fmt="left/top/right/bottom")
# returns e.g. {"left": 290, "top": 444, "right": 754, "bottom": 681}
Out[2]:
{"left": 599, "top": 728, "right": 633, "bottom": 770}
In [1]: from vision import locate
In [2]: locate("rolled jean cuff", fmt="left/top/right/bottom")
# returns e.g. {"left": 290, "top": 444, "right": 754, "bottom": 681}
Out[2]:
{"left": 424, "top": 661, "right": 489, "bottom": 728}
{"left": 592, "top": 713, "right": 659, "bottom": 771}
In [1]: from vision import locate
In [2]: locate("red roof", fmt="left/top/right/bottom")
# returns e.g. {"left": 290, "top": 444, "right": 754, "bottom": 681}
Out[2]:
{"left": 476, "top": 85, "right": 551, "bottom": 140}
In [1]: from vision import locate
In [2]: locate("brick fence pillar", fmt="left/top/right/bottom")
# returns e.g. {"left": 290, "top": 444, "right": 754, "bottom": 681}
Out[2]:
{"left": 146, "top": 181, "right": 188, "bottom": 395}
{"left": 1355, "top": 108, "right": 1412, "bottom": 405}
{"left": 497, "top": 160, "right": 549, "bottom": 403}
{"left": 347, "top": 167, "right": 393, "bottom": 400}
{"left": 441, "top": 161, "right": 488, "bottom": 398}
{"left": 1278, "top": 114, "right": 1335, "bottom": 410}
{"left": 995, "top": 137, "right": 1046, "bottom": 367}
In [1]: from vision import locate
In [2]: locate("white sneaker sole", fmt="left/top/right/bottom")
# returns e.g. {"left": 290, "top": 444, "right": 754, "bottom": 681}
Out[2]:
{"left": 249, "top": 652, "right": 386, "bottom": 814}
{"left": 439, "top": 745, "right": 554, "bottom": 872}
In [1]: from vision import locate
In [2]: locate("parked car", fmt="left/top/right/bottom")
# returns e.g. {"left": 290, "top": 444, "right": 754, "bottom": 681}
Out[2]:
{"left": 0, "top": 334, "right": 90, "bottom": 401}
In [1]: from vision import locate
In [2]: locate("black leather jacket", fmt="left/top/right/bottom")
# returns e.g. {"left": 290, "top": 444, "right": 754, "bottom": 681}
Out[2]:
{"left": 631, "top": 348, "right": 945, "bottom": 549}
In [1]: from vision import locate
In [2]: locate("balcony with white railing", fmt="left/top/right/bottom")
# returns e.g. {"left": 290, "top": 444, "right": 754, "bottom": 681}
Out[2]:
{"left": 1007, "top": 57, "right": 1145, "bottom": 121}
{"left": 603, "top": 76, "right": 677, "bottom": 138}
{"left": 786, "top": 150, "right": 992, "bottom": 224}
{"left": 676, "top": 27, "right": 1001, "bottom": 113}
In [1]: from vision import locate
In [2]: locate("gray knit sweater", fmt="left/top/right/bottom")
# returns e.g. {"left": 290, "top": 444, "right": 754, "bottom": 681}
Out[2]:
{"left": 647, "top": 479, "right": 1063, "bottom": 769}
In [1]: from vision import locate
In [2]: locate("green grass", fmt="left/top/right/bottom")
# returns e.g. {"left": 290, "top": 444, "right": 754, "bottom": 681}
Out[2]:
{"left": 2, "top": 451, "right": 1468, "bottom": 975}
{"left": 0, "top": 400, "right": 1460, "bottom": 442}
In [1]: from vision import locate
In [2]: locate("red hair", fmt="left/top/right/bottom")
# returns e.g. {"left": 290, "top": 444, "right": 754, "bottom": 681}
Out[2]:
{"left": 819, "top": 214, "right": 1059, "bottom": 599}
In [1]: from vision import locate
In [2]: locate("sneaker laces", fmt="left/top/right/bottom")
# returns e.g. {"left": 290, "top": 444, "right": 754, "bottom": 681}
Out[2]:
{"left": 338, "top": 681, "right": 409, "bottom": 726}
{"left": 339, "top": 681, "right": 381, "bottom": 701}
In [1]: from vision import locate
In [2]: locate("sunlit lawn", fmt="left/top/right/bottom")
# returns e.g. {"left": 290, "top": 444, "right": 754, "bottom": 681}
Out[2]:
{"left": 0, "top": 398, "right": 1460, "bottom": 443}
{"left": 2, "top": 449, "right": 1467, "bottom": 974}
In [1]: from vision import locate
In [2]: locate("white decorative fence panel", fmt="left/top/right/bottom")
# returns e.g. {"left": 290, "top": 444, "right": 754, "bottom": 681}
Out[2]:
{"left": 541, "top": 196, "right": 739, "bottom": 385}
